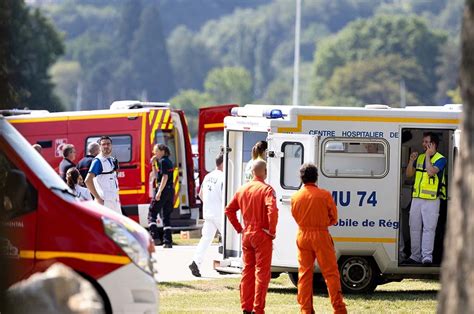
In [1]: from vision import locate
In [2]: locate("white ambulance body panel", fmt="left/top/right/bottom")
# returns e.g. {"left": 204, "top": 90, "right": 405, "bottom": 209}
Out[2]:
{"left": 220, "top": 104, "right": 461, "bottom": 292}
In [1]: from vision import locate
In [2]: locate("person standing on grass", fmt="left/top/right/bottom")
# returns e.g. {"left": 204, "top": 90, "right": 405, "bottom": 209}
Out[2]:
{"left": 189, "top": 152, "right": 224, "bottom": 277}
{"left": 225, "top": 160, "right": 278, "bottom": 314}
{"left": 291, "top": 163, "right": 347, "bottom": 314}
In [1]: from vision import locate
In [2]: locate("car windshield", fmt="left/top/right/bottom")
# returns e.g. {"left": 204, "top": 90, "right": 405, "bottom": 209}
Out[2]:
{"left": 2, "top": 119, "right": 72, "bottom": 192}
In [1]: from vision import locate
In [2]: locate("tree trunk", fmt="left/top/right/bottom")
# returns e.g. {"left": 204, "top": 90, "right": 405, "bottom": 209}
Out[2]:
{"left": 438, "top": 1, "right": 474, "bottom": 312}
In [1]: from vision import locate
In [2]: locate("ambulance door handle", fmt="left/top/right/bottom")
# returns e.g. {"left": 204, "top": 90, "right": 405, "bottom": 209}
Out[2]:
{"left": 280, "top": 195, "right": 291, "bottom": 203}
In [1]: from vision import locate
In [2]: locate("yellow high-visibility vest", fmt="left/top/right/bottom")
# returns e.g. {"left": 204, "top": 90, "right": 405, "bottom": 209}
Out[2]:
{"left": 413, "top": 152, "right": 446, "bottom": 200}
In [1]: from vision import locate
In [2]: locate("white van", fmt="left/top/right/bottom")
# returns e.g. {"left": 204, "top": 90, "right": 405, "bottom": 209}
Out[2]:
{"left": 216, "top": 104, "right": 461, "bottom": 293}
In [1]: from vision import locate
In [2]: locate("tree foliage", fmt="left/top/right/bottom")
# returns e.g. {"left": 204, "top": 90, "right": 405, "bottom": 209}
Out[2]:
{"left": 169, "top": 89, "right": 215, "bottom": 136}
{"left": 1, "top": 0, "right": 64, "bottom": 111}
{"left": 130, "top": 5, "right": 175, "bottom": 101}
{"left": 312, "top": 14, "right": 447, "bottom": 105}
{"left": 204, "top": 67, "right": 253, "bottom": 105}
{"left": 324, "top": 55, "right": 430, "bottom": 106}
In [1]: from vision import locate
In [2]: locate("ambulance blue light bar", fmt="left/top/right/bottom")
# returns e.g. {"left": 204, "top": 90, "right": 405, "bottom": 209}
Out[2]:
{"left": 264, "top": 109, "right": 284, "bottom": 119}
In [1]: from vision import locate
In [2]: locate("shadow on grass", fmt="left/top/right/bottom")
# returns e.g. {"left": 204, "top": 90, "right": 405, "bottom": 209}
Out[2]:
{"left": 267, "top": 287, "right": 437, "bottom": 301}
{"left": 347, "top": 290, "right": 438, "bottom": 301}
{"left": 268, "top": 287, "right": 298, "bottom": 294}
{"left": 159, "top": 282, "right": 198, "bottom": 290}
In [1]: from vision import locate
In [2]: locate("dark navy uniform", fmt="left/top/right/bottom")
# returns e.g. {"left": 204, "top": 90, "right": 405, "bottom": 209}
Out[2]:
{"left": 148, "top": 156, "right": 174, "bottom": 245}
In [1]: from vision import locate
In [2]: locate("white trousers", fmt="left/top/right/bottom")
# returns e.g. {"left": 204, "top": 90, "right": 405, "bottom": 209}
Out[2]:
{"left": 104, "top": 199, "right": 122, "bottom": 215}
{"left": 193, "top": 218, "right": 222, "bottom": 267}
{"left": 409, "top": 198, "right": 440, "bottom": 262}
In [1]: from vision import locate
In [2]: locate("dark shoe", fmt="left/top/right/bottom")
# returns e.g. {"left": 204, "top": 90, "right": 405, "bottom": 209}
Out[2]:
{"left": 163, "top": 243, "right": 173, "bottom": 248}
{"left": 189, "top": 261, "right": 201, "bottom": 277}
{"left": 153, "top": 238, "right": 162, "bottom": 246}
{"left": 422, "top": 259, "right": 433, "bottom": 266}
{"left": 243, "top": 311, "right": 255, "bottom": 314}
{"left": 402, "top": 258, "right": 421, "bottom": 265}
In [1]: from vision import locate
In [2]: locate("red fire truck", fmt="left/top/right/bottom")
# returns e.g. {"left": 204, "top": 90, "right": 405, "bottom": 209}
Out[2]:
{"left": 6, "top": 101, "right": 197, "bottom": 229}
{"left": 0, "top": 116, "right": 158, "bottom": 313}
{"left": 197, "top": 104, "right": 237, "bottom": 183}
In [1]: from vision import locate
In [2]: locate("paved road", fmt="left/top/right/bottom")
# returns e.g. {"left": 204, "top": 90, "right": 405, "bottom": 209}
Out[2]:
{"left": 152, "top": 244, "right": 240, "bottom": 282}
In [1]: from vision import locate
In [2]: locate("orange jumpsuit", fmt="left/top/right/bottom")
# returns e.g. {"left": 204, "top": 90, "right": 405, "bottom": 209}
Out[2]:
{"left": 291, "top": 183, "right": 346, "bottom": 314}
{"left": 225, "top": 177, "right": 278, "bottom": 314}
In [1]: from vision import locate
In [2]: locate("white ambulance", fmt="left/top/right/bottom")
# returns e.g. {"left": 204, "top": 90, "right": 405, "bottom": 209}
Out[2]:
{"left": 216, "top": 104, "right": 461, "bottom": 293}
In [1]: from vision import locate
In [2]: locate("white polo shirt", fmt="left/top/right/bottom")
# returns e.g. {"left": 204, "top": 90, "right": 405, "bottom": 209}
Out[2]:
{"left": 201, "top": 169, "right": 223, "bottom": 219}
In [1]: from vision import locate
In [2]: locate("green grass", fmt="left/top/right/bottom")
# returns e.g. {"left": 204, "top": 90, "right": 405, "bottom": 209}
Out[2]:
{"left": 171, "top": 233, "right": 219, "bottom": 246}
{"left": 158, "top": 274, "right": 439, "bottom": 313}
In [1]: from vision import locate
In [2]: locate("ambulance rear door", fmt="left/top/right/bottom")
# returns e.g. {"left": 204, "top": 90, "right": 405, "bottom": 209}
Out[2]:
{"left": 266, "top": 133, "right": 318, "bottom": 268}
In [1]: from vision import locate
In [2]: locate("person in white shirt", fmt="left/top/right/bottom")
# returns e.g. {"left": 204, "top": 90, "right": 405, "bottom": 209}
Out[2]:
{"left": 189, "top": 152, "right": 224, "bottom": 277}
{"left": 66, "top": 167, "right": 92, "bottom": 201}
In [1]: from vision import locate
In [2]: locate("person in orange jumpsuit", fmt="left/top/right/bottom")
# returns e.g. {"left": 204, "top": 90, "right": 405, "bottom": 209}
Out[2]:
{"left": 225, "top": 160, "right": 278, "bottom": 314}
{"left": 291, "top": 163, "right": 347, "bottom": 314}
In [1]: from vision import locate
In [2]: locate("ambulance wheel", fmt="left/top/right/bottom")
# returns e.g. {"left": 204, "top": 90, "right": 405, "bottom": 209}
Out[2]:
{"left": 288, "top": 272, "right": 328, "bottom": 293}
{"left": 339, "top": 256, "right": 378, "bottom": 294}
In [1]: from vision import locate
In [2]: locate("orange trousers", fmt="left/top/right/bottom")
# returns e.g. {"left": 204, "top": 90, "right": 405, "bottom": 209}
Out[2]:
{"left": 297, "top": 230, "right": 347, "bottom": 314}
{"left": 240, "top": 230, "right": 273, "bottom": 314}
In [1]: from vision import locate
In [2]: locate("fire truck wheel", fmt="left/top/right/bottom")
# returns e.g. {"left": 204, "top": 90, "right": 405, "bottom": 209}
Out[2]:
{"left": 339, "top": 256, "right": 379, "bottom": 294}
{"left": 288, "top": 272, "right": 328, "bottom": 293}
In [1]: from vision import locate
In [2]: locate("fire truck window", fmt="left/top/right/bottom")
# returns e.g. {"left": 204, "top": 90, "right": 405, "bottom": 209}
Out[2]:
{"left": 322, "top": 139, "right": 388, "bottom": 178}
{"left": 281, "top": 142, "right": 304, "bottom": 190}
{"left": 0, "top": 151, "right": 38, "bottom": 220}
{"left": 87, "top": 135, "right": 132, "bottom": 163}
{"left": 204, "top": 131, "right": 223, "bottom": 172}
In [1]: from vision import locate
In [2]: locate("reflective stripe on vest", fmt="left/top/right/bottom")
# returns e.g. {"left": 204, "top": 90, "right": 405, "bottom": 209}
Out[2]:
{"left": 413, "top": 152, "right": 446, "bottom": 200}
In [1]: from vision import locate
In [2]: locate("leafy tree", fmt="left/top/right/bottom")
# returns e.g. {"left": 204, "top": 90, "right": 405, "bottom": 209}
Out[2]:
{"left": 204, "top": 67, "right": 253, "bottom": 105}
{"left": 447, "top": 87, "right": 462, "bottom": 103}
{"left": 167, "top": 26, "right": 217, "bottom": 91}
{"left": 438, "top": 1, "right": 474, "bottom": 312}
{"left": 436, "top": 40, "right": 461, "bottom": 104}
{"left": 312, "top": 15, "right": 447, "bottom": 104}
{"left": 169, "top": 89, "right": 215, "bottom": 136}
{"left": 49, "top": 60, "right": 82, "bottom": 110}
{"left": 116, "top": 0, "right": 142, "bottom": 58}
{"left": 130, "top": 4, "right": 176, "bottom": 101}
{"left": 0, "top": 0, "right": 64, "bottom": 110}
{"left": 324, "top": 55, "right": 430, "bottom": 106}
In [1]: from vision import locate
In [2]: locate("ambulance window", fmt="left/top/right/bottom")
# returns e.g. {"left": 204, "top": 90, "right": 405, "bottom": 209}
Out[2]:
{"left": 86, "top": 135, "right": 132, "bottom": 163}
{"left": 0, "top": 151, "right": 38, "bottom": 219}
{"left": 322, "top": 139, "right": 388, "bottom": 178}
{"left": 204, "top": 131, "right": 223, "bottom": 172}
{"left": 281, "top": 142, "right": 304, "bottom": 189}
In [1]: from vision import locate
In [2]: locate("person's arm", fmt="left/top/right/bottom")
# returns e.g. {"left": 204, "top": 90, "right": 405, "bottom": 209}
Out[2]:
{"left": 264, "top": 187, "right": 278, "bottom": 238}
{"left": 327, "top": 192, "right": 338, "bottom": 226}
{"left": 406, "top": 151, "right": 418, "bottom": 178}
{"left": 155, "top": 174, "right": 168, "bottom": 201}
{"left": 225, "top": 193, "right": 243, "bottom": 233}
{"left": 85, "top": 173, "right": 103, "bottom": 205}
{"left": 425, "top": 143, "right": 442, "bottom": 177}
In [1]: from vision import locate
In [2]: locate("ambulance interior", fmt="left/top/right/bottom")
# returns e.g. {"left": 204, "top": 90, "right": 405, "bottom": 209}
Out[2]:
{"left": 223, "top": 130, "right": 267, "bottom": 258}
{"left": 398, "top": 128, "right": 454, "bottom": 266}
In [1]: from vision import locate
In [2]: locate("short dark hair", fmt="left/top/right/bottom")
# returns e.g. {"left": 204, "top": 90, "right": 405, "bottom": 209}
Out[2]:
{"left": 423, "top": 132, "right": 440, "bottom": 148}
{"left": 299, "top": 163, "right": 318, "bottom": 184}
{"left": 98, "top": 136, "right": 112, "bottom": 144}
{"left": 215, "top": 152, "right": 224, "bottom": 166}
{"left": 157, "top": 144, "right": 170, "bottom": 156}
{"left": 62, "top": 144, "right": 75, "bottom": 158}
